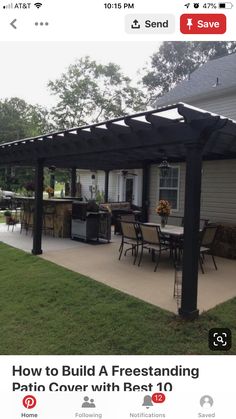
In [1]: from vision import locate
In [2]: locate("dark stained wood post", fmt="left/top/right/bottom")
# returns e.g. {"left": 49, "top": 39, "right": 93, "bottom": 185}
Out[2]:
{"left": 32, "top": 159, "right": 44, "bottom": 255}
{"left": 71, "top": 167, "right": 77, "bottom": 197}
{"left": 104, "top": 170, "right": 109, "bottom": 202}
{"left": 141, "top": 163, "right": 150, "bottom": 222}
{"left": 179, "top": 141, "right": 203, "bottom": 319}
{"left": 49, "top": 174, "right": 55, "bottom": 196}
{"left": 49, "top": 166, "right": 56, "bottom": 197}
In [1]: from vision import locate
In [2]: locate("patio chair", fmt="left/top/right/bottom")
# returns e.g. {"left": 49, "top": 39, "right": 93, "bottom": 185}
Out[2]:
{"left": 114, "top": 213, "right": 136, "bottom": 234}
{"left": 7, "top": 216, "right": 19, "bottom": 232}
{"left": 168, "top": 215, "right": 184, "bottom": 227}
{"left": 174, "top": 218, "right": 209, "bottom": 260}
{"left": 138, "top": 223, "right": 170, "bottom": 272}
{"left": 199, "top": 224, "right": 218, "bottom": 274}
{"left": 119, "top": 221, "right": 141, "bottom": 265}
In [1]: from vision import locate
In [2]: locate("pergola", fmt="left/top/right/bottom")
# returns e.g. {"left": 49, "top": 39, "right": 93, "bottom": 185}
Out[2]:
{"left": 1, "top": 102, "right": 236, "bottom": 319}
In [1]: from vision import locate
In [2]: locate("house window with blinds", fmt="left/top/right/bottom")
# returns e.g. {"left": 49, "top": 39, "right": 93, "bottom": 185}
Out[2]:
{"left": 159, "top": 166, "right": 179, "bottom": 210}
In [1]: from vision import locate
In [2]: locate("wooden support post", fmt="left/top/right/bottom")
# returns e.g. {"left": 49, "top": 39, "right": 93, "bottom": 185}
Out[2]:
{"left": 104, "top": 170, "right": 109, "bottom": 202}
{"left": 179, "top": 142, "right": 203, "bottom": 319}
{"left": 49, "top": 173, "right": 55, "bottom": 196}
{"left": 32, "top": 159, "right": 44, "bottom": 255}
{"left": 141, "top": 163, "right": 150, "bottom": 222}
{"left": 71, "top": 167, "right": 77, "bottom": 197}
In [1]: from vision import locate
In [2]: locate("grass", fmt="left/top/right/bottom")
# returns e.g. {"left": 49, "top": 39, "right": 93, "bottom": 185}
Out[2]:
{"left": 0, "top": 242, "right": 235, "bottom": 355}
{"left": 0, "top": 213, "right": 5, "bottom": 223}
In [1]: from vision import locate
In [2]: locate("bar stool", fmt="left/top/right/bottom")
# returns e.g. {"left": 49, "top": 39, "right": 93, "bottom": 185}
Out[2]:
{"left": 7, "top": 198, "right": 20, "bottom": 232}
{"left": 43, "top": 205, "right": 56, "bottom": 236}
{"left": 20, "top": 201, "right": 34, "bottom": 234}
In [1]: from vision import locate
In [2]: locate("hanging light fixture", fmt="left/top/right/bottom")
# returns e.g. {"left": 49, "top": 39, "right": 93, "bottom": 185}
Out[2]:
{"left": 158, "top": 157, "right": 171, "bottom": 177}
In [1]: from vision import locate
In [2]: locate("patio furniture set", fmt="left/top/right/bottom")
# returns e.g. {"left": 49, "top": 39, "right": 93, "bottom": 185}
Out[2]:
{"left": 118, "top": 220, "right": 218, "bottom": 274}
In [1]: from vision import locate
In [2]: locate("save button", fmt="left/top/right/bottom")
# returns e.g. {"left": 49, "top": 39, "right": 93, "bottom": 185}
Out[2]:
{"left": 180, "top": 14, "right": 226, "bottom": 34}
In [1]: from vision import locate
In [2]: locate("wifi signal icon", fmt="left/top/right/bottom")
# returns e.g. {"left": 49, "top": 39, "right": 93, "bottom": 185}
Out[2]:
{"left": 34, "top": 2, "right": 42, "bottom": 8}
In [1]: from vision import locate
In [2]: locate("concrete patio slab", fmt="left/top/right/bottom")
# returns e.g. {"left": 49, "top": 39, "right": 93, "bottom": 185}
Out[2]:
{"left": 0, "top": 223, "right": 80, "bottom": 252}
{"left": 1, "top": 223, "right": 236, "bottom": 314}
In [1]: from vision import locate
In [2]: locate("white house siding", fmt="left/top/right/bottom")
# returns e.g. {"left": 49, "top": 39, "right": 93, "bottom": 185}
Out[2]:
{"left": 188, "top": 90, "right": 236, "bottom": 120}
{"left": 108, "top": 172, "right": 120, "bottom": 202}
{"left": 134, "top": 169, "right": 143, "bottom": 207}
{"left": 78, "top": 170, "right": 105, "bottom": 200}
{"left": 182, "top": 92, "right": 236, "bottom": 223}
{"left": 149, "top": 88, "right": 236, "bottom": 224}
{"left": 201, "top": 160, "right": 236, "bottom": 223}
{"left": 149, "top": 160, "right": 236, "bottom": 224}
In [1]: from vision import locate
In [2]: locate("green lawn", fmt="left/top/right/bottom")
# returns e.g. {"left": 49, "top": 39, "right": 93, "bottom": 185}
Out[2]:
{"left": 0, "top": 242, "right": 235, "bottom": 355}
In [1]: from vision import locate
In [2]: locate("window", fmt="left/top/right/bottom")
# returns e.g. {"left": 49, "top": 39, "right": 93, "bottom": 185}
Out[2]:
{"left": 159, "top": 166, "right": 179, "bottom": 210}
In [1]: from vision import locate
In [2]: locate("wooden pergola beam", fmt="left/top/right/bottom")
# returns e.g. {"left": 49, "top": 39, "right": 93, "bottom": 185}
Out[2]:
{"left": 32, "top": 159, "right": 44, "bottom": 255}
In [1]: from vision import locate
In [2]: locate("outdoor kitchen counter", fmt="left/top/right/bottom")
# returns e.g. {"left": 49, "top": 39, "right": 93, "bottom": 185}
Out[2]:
{"left": 16, "top": 197, "right": 73, "bottom": 238}
{"left": 43, "top": 199, "right": 72, "bottom": 238}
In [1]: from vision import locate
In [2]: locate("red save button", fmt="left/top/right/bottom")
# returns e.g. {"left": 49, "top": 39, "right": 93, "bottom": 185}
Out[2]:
{"left": 180, "top": 14, "right": 226, "bottom": 34}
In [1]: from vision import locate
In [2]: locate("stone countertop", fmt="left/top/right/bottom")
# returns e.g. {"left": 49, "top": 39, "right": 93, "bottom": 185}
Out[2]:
{"left": 15, "top": 196, "right": 73, "bottom": 203}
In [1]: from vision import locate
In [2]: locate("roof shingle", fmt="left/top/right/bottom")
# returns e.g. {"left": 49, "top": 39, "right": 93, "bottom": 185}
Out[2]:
{"left": 156, "top": 53, "right": 236, "bottom": 106}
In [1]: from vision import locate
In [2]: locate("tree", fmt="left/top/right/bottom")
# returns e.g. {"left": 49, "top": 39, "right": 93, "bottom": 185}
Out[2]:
{"left": 0, "top": 97, "right": 52, "bottom": 144}
{"left": 48, "top": 56, "right": 146, "bottom": 129}
{"left": 0, "top": 98, "right": 53, "bottom": 191}
{"left": 141, "top": 41, "right": 236, "bottom": 103}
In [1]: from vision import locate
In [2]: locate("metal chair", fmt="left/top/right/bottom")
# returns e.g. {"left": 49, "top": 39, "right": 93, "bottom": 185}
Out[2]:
{"left": 119, "top": 221, "right": 141, "bottom": 265}
{"left": 114, "top": 212, "right": 136, "bottom": 235}
{"left": 138, "top": 223, "right": 170, "bottom": 272}
{"left": 20, "top": 201, "right": 34, "bottom": 234}
{"left": 199, "top": 224, "right": 218, "bottom": 274}
{"left": 173, "top": 218, "right": 209, "bottom": 261}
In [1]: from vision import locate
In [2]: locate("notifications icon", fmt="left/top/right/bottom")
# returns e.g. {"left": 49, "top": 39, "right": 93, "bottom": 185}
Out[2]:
{"left": 142, "top": 395, "right": 153, "bottom": 409}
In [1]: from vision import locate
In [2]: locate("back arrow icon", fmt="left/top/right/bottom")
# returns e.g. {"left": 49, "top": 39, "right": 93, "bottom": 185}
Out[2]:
{"left": 10, "top": 19, "right": 17, "bottom": 29}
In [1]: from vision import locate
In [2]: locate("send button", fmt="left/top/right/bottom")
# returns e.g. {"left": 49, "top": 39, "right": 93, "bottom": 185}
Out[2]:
{"left": 125, "top": 14, "right": 175, "bottom": 34}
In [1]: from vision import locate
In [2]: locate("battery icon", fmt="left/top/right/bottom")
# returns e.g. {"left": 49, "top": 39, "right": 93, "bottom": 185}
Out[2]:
{"left": 219, "top": 2, "right": 233, "bottom": 8}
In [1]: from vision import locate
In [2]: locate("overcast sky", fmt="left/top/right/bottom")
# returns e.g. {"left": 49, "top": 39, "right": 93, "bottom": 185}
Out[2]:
{"left": 0, "top": 42, "right": 161, "bottom": 108}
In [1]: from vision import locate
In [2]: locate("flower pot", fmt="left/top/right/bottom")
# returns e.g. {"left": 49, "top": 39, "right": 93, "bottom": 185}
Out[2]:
{"left": 161, "top": 216, "right": 168, "bottom": 228}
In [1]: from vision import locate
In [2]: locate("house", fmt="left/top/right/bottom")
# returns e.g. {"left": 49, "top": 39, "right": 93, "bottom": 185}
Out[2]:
{"left": 148, "top": 52, "right": 236, "bottom": 225}
{"left": 77, "top": 53, "right": 236, "bottom": 227}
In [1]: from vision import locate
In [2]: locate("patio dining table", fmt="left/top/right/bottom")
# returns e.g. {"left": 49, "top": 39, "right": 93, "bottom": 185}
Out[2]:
{"left": 144, "top": 223, "right": 184, "bottom": 237}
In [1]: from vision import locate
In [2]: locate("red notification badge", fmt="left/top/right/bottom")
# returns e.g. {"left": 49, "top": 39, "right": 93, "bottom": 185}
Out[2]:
{"left": 152, "top": 393, "right": 166, "bottom": 403}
